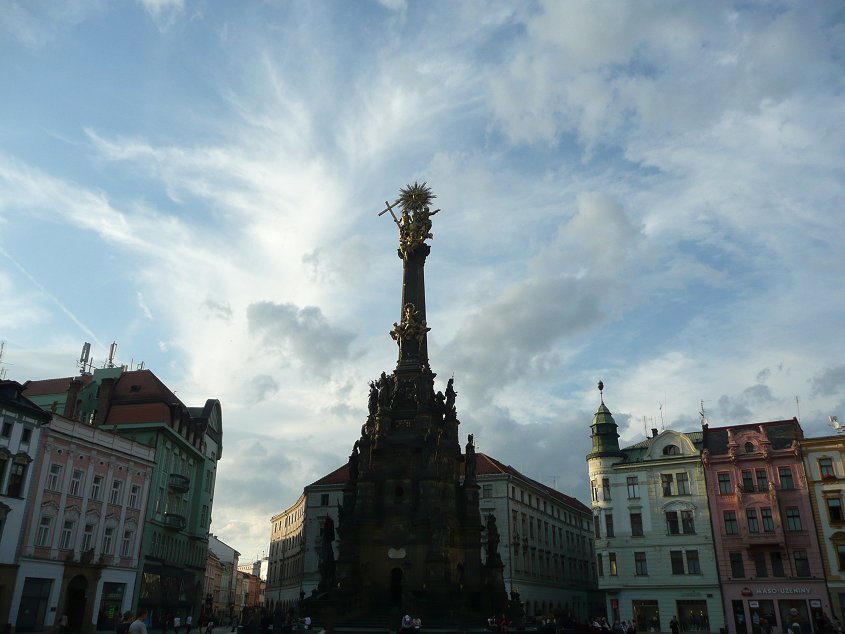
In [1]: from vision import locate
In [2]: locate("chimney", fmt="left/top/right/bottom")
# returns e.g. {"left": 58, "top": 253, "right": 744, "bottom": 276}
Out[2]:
{"left": 93, "top": 377, "right": 116, "bottom": 426}
{"left": 651, "top": 428, "right": 658, "bottom": 438}
{"left": 64, "top": 378, "right": 83, "bottom": 419}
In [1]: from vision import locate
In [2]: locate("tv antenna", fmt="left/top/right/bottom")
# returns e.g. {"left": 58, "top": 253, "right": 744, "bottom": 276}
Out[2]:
{"left": 0, "top": 341, "right": 10, "bottom": 380}
{"left": 795, "top": 395, "right": 801, "bottom": 422}
{"left": 107, "top": 342, "right": 118, "bottom": 368}
{"left": 699, "top": 400, "right": 711, "bottom": 427}
{"left": 78, "top": 342, "right": 94, "bottom": 374}
{"left": 658, "top": 402, "right": 665, "bottom": 431}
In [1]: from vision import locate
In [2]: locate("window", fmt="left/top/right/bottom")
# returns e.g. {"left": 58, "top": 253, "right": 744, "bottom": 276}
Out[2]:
{"left": 69, "top": 470, "right": 83, "bottom": 496}
{"left": 744, "top": 442, "right": 754, "bottom": 453}
{"left": 742, "top": 470, "right": 754, "bottom": 492}
{"left": 747, "top": 509, "right": 760, "bottom": 533}
{"left": 59, "top": 520, "right": 74, "bottom": 549}
{"left": 663, "top": 445, "right": 679, "bottom": 455}
{"left": 91, "top": 475, "right": 103, "bottom": 500}
{"left": 681, "top": 510, "right": 695, "bottom": 534}
{"left": 121, "top": 530, "right": 133, "bottom": 557}
{"left": 605, "top": 514, "right": 614, "bottom": 538}
{"left": 753, "top": 551, "right": 768, "bottom": 577}
{"left": 837, "top": 545, "right": 845, "bottom": 571}
{"left": 594, "top": 515, "right": 601, "bottom": 539}
{"left": 662, "top": 474, "right": 674, "bottom": 497}
{"left": 82, "top": 523, "right": 95, "bottom": 551}
{"left": 686, "top": 550, "right": 701, "bottom": 574}
{"left": 109, "top": 480, "right": 123, "bottom": 505}
{"left": 634, "top": 551, "right": 648, "bottom": 576}
{"left": 820, "top": 458, "right": 835, "bottom": 478}
{"left": 129, "top": 485, "right": 140, "bottom": 508}
{"left": 602, "top": 478, "right": 611, "bottom": 501}
{"left": 36, "top": 516, "right": 52, "bottom": 547}
{"left": 627, "top": 476, "right": 639, "bottom": 499}
{"left": 671, "top": 550, "right": 685, "bottom": 575}
{"left": 21, "top": 428, "right": 31, "bottom": 443}
{"left": 482, "top": 484, "right": 492, "bottom": 498}
{"left": 794, "top": 550, "right": 810, "bottom": 577}
{"left": 103, "top": 526, "right": 114, "bottom": 554}
{"left": 718, "top": 472, "right": 732, "bottom": 494}
{"left": 0, "top": 423, "right": 10, "bottom": 438}
{"left": 6, "top": 462, "right": 27, "bottom": 497}
{"left": 779, "top": 467, "right": 794, "bottom": 490}
{"left": 786, "top": 507, "right": 802, "bottom": 531}
{"left": 320, "top": 493, "right": 329, "bottom": 506}
{"left": 756, "top": 469, "right": 768, "bottom": 491}
{"left": 666, "top": 511, "right": 680, "bottom": 535}
{"left": 46, "top": 464, "right": 63, "bottom": 491}
{"left": 630, "top": 512, "right": 643, "bottom": 537}
{"left": 597, "top": 554, "right": 604, "bottom": 577}
{"left": 828, "top": 498, "right": 844, "bottom": 522}
{"left": 609, "top": 553, "right": 617, "bottom": 576}
{"left": 730, "top": 552, "right": 745, "bottom": 577}
{"left": 771, "top": 551, "right": 785, "bottom": 577}
{"left": 677, "top": 472, "right": 690, "bottom": 495}
{"left": 762, "top": 507, "right": 775, "bottom": 532}
{"left": 724, "top": 511, "right": 738, "bottom": 534}
{"left": 591, "top": 480, "right": 598, "bottom": 502}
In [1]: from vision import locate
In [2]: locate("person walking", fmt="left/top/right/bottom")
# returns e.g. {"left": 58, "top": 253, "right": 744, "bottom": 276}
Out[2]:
{"left": 129, "top": 610, "right": 148, "bottom": 634}
{"left": 116, "top": 611, "right": 133, "bottom": 634}
{"left": 185, "top": 615, "right": 193, "bottom": 634}
{"left": 670, "top": 616, "right": 680, "bottom": 634}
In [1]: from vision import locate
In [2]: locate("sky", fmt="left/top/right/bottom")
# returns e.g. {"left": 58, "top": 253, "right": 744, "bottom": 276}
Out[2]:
{"left": 2, "top": 0, "right": 845, "bottom": 562}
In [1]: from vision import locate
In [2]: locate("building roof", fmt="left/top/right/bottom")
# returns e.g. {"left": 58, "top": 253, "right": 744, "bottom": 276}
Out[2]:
{"left": 704, "top": 419, "right": 801, "bottom": 454}
{"left": 476, "top": 453, "right": 591, "bottom": 514}
{"left": 620, "top": 430, "right": 704, "bottom": 462}
{"left": 22, "top": 375, "right": 91, "bottom": 397}
{"left": 307, "top": 463, "right": 350, "bottom": 487}
{"left": 0, "top": 380, "right": 51, "bottom": 422}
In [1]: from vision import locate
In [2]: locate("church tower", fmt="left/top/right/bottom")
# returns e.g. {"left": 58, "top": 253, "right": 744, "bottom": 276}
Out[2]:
{"left": 330, "top": 183, "right": 505, "bottom": 621}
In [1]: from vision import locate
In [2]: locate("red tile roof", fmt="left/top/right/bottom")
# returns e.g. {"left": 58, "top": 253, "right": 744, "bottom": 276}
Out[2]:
{"left": 22, "top": 375, "right": 91, "bottom": 397}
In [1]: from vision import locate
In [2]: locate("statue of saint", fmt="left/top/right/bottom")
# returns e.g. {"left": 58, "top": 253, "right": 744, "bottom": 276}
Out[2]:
{"left": 486, "top": 514, "right": 500, "bottom": 565}
{"left": 465, "top": 434, "right": 477, "bottom": 482}
{"left": 348, "top": 440, "right": 360, "bottom": 481}
{"left": 318, "top": 516, "right": 336, "bottom": 590}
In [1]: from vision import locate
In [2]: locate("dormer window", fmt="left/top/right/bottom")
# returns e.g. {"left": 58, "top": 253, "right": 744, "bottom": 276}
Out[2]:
{"left": 663, "top": 445, "right": 679, "bottom": 456}
{"left": 744, "top": 442, "right": 754, "bottom": 453}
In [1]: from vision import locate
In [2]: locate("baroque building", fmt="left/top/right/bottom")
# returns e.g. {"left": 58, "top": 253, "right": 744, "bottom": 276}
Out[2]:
{"left": 24, "top": 367, "right": 222, "bottom": 624}
{"left": 11, "top": 412, "right": 155, "bottom": 633}
{"left": 801, "top": 433, "right": 845, "bottom": 622}
{"left": 0, "top": 380, "right": 51, "bottom": 629}
{"left": 587, "top": 386, "right": 724, "bottom": 633}
{"left": 702, "top": 419, "right": 830, "bottom": 634}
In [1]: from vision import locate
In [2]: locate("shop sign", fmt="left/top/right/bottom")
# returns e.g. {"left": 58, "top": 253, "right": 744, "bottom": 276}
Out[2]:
{"left": 749, "top": 602, "right": 759, "bottom": 608}
{"left": 756, "top": 588, "right": 811, "bottom": 595}
{"left": 811, "top": 601, "right": 822, "bottom": 608}
{"left": 742, "top": 588, "right": 753, "bottom": 597}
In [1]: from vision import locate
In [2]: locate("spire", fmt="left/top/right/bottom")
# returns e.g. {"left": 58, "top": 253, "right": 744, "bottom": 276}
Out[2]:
{"left": 587, "top": 380, "right": 623, "bottom": 459}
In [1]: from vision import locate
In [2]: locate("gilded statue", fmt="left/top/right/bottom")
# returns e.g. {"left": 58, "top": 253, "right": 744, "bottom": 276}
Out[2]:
{"left": 379, "top": 182, "right": 441, "bottom": 259}
{"left": 390, "top": 303, "right": 430, "bottom": 346}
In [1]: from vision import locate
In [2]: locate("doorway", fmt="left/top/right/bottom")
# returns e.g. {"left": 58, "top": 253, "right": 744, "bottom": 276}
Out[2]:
{"left": 390, "top": 568, "right": 403, "bottom": 607}
{"left": 65, "top": 575, "right": 88, "bottom": 632}
{"left": 16, "top": 577, "right": 53, "bottom": 632}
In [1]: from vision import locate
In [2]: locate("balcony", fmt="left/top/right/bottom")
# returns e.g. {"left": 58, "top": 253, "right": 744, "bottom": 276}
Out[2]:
{"left": 168, "top": 473, "right": 191, "bottom": 492}
{"left": 163, "top": 512, "right": 187, "bottom": 531}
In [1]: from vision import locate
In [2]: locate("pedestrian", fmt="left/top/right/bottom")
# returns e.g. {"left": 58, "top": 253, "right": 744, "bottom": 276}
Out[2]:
{"left": 117, "top": 611, "right": 133, "bottom": 634}
{"left": 129, "top": 610, "right": 149, "bottom": 634}
{"left": 185, "top": 615, "right": 193, "bottom": 634}
{"left": 670, "top": 616, "right": 680, "bottom": 634}
{"left": 174, "top": 615, "right": 182, "bottom": 634}
{"left": 498, "top": 613, "right": 511, "bottom": 634}
{"left": 58, "top": 614, "right": 68, "bottom": 634}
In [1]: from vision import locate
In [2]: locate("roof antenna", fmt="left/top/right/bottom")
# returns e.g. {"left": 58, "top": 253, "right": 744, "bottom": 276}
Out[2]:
{"left": 107, "top": 341, "right": 117, "bottom": 368}
{"left": 699, "top": 400, "right": 710, "bottom": 428}
{"left": 795, "top": 395, "right": 801, "bottom": 422}
{"left": 659, "top": 402, "right": 665, "bottom": 431}
{"left": 79, "top": 342, "right": 93, "bottom": 375}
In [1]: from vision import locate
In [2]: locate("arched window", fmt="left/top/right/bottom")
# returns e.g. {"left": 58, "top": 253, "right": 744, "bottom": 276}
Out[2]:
{"left": 663, "top": 445, "right": 680, "bottom": 456}
{"left": 745, "top": 442, "right": 754, "bottom": 453}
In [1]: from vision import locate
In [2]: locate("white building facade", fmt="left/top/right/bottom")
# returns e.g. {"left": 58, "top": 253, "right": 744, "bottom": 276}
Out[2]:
{"left": 587, "top": 396, "right": 725, "bottom": 633}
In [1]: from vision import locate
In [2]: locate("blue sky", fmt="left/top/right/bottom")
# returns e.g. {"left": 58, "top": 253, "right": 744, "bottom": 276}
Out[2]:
{"left": 2, "top": 0, "right": 845, "bottom": 560}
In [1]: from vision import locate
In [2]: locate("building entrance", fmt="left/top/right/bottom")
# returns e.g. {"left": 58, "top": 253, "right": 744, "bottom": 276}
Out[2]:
{"left": 676, "top": 600, "right": 709, "bottom": 632}
{"left": 633, "top": 600, "right": 660, "bottom": 632}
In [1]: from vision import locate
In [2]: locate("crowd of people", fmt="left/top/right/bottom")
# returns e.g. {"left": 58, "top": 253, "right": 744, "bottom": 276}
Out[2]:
{"left": 399, "top": 613, "right": 422, "bottom": 632}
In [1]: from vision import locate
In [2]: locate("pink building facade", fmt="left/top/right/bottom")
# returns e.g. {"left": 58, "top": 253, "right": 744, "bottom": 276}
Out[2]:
{"left": 702, "top": 420, "right": 830, "bottom": 634}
